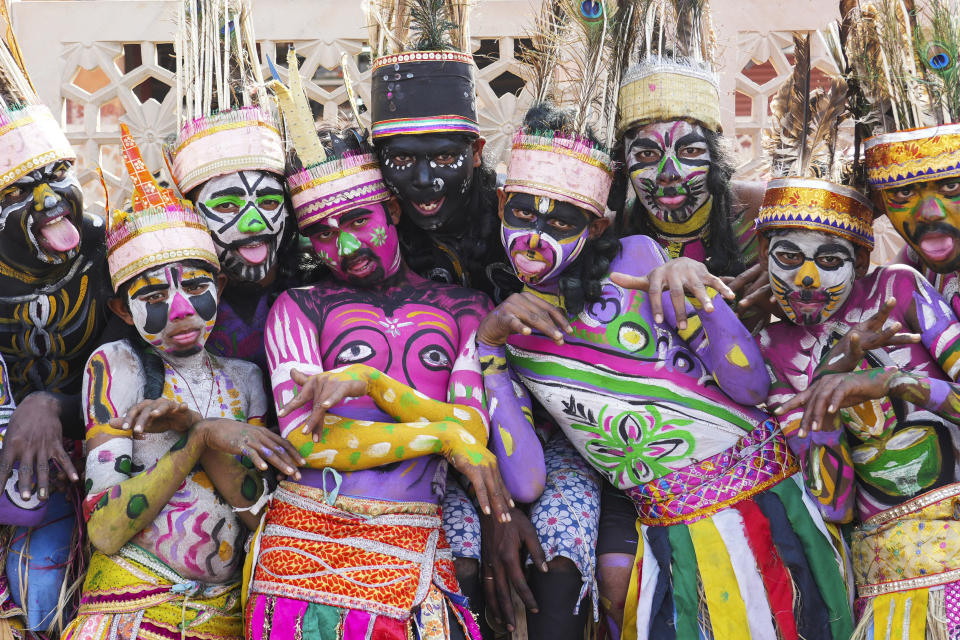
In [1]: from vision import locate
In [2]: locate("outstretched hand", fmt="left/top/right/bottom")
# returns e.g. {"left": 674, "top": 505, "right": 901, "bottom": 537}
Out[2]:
{"left": 110, "top": 398, "right": 201, "bottom": 437}
{"left": 278, "top": 368, "right": 369, "bottom": 440}
{"left": 611, "top": 257, "right": 734, "bottom": 329}
{"left": 478, "top": 292, "right": 572, "bottom": 347}
{"left": 196, "top": 418, "right": 304, "bottom": 480}
{"left": 481, "top": 508, "right": 548, "bottom": 632}
{"left": 775, "top": 368, "right": 898, "bottom": 437}
{"left": 0, "top": 392, "right": 79, "bottom": 501}
{"left": 816, "top": 299, "right": 920, "bottom": 377}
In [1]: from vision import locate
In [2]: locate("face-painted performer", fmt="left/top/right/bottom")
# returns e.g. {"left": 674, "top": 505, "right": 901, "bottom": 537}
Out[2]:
{"left": 242, "top": 54, "right": 512, "bottom": 640}
{"left": 754, "top": 176, "right": 960, "bottom": 640}
{"left": 842, "top": 1, "right": 960, "bottom": 330}
{"left": 62, "top": 126, "right": 299, "bottom": 640}
{"left": 0, "top": 7, "right": 114, "bottom": 635}
{"left": 478, "top": 97, "right": 853, "bottom": 639}
{"left": 167, "top": 0, "right": 291, "bottom": 373}
{"left": 613, "top": 14, "right": 747, "bottom": 277}
{"left": 364, "top": 1, "right": 518, "bottom": 305}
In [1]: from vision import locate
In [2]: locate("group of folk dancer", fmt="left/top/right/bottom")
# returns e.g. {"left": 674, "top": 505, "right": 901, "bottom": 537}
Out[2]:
{"left": 0, "top": 0, "right": 959, "bottom": 638}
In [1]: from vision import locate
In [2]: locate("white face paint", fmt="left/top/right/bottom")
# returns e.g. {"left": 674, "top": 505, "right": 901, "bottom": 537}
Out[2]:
{"left": 623, "top": 120, "right": 712, "bottom": 232}
{"left": 767, "top": 229, "right": 856, "bottom": 325}
{"left": 124, "top": 262, "right": 220, "bottom": 356}
{"left": 194, "top": 170, "right": 287, "bottom": 284}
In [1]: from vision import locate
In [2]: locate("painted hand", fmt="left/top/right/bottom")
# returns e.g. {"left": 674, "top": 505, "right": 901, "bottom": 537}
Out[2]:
{"left": 611, "top": 257, "right": 735, "bottom": 329}
{"left": 725, "top": 262, "right": 782, "bottom": 320}
{"left": 480, "top": 508, "right": 548, "bottom": 632}
{"left": 478, "top": 292, "right": 572, "bottom": 347}
{"left": 775, "top": 367, "right": 898, "bottom": 437}
{"left": 109, "top": 398, "right": 201, "bottom": 437}
{"left": 444, "top": 433, "right": 514, "bottom": 524}
{"left": 279, "top": 366, "right": 371, "bottom": 437}
{"left": 196, "top": 418, "right": 305, "bottom": 479}
{"left": 0, "top": 392, "right": 78, "bottom": 501}
{"left": 815, "top": 299, "right": 920, "bottom": 377}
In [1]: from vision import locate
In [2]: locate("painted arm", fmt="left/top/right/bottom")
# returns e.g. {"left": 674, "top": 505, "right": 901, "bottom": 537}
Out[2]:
{"left": 905, "top": 268, "right": 960, "bottom": 380}
{"left": 478, "top": 342, "right": 546, "bottom": 503}
{"left": 265, "top": 293, "right": 494, "bottom": 472}
{"left": 764, "top": 360, "right": 855, "bottom": 523}
{"left": 0, "top": 354, "right": 12, "bottom": 431}
{"left": 197, "top": 375, "right": 269, "bottom": 530}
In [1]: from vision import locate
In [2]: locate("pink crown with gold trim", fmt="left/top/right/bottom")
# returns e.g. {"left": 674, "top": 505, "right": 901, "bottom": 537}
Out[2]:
{"left": 107, "top": 124, "right": 218, "bottom": 291}
{"left": 287, "top": 152, "right": 391, "bottom": 233}
{"left": 504, "top": 129, "right": 613, "bottom": 218}
{"left": 0, "top": 105, "right": 75, "bottom": 190}
{"left": 170, "top": 106, "right": 285, "bottom": 194}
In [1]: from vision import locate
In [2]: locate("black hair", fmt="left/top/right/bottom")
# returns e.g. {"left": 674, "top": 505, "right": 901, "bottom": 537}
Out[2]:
{"left": 612, "top": 126, "right": 745, "bottom": 277}
{"left": 559, "top": 227, "right": 621, "bottom": 316}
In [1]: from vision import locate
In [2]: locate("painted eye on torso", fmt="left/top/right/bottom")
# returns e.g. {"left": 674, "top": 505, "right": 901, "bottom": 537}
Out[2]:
{"left": 335, "top": 341, "right": 375, "bottom": 365}
{"left": 418, "top": 345, "right": 452, "bottom": 371}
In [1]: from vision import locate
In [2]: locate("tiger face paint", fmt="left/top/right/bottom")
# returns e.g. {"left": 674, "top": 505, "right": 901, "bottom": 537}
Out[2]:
{"left": 623, "top": 120, "right": 711, "bottom": 235}
{"left": 500, "top": 192, "right": 591, "bottom": 288}
{"left": 194, "top": 170, "right": 287, "bottom": 284}
{"left": 124, "top": 262, "right": 219, "bottom": 356}
{"left": 768, "top": 229, "right": 856, "bottom": 325}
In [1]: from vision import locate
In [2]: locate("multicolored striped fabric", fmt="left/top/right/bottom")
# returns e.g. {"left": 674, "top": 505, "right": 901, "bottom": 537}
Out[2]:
{"left": 623, "top": 425, "right": 854, "bottom": 640}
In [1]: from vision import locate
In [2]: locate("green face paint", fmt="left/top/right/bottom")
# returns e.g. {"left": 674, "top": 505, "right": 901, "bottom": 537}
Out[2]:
{"left": 337, "top": 231, "right": 362, "bottom": 256}
{"left": 237, "top": 207, "right": 268, "bottom": 234}
{"left": 371, "top": 226, "right": 387, "bottom": 247}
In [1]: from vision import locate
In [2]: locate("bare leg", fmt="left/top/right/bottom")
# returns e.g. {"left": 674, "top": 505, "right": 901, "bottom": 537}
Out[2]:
{"left": 597, "top": 552, "right": 633, "bottom": 637}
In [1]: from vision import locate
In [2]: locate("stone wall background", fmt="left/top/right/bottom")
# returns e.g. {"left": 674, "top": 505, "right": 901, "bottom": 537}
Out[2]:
{"left": 12, "top": 0, "right": 902, "bottom": 262}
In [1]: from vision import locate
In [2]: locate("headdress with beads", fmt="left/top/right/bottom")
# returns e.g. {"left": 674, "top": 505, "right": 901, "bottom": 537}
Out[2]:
{"left": 615, "top": 0, "right": 721, "bottom": 136}
{"left": 504, "top": 1, "right": 624, "bottom": 218}
{"left": 755, "top": 32, "right": 875, "bottom": 250}
{"left": 0, "top": 1, "right": 75, "bottom": 191}
{"left": 107, "top": 124, "right": 218, "bottom": 291}
{"left": 365, "top": 0, "right": 478, "bottom": 140}
{"left": 839, "top": 0, "right": 960, "bottom": 189}
{"left": 167, "top": 0, "right": 285, "bottom": 195}
{"left": 268, "top": 49, "right": 390, "bottom": 234}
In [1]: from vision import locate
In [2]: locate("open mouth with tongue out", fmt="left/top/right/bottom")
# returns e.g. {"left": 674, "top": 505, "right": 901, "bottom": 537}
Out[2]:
{"left": 918, "top": 232, "right": 958, "bottom": 263}
{"left": 231, "top": 236, "right": 274, "bottom": 265}
{"left": 32, "top": 208, "right": 80, "bottom": 255}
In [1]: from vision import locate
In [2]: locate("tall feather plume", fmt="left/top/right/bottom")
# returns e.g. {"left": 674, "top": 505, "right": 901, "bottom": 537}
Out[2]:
{"left": 603, "top": 0, "right": 642, "bottom": 142}
{"left": 559, "top": 0, "right": 620, "bottom": 139}
{"left": 0, "top": 0, "right": 38, "bottom": 109}
{"left": 178, "top": 0, "right": 262, "bottom": 123}
{"left": 409, "top": 0, "right": 457, "bottom": 51}
{"left": 765, "top": 32, "right": 849, "bottom": 180}
{"left": 365, "top": 0, "right": 411, "bottom": 58}
{"left": 913, "top": 0, "right": 960, "bottom": 123}
{"left": 519, "top": 1, "right": 570, "bottom": 105}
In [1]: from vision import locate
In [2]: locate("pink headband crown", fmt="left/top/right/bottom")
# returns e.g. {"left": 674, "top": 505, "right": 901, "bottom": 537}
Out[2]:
{"left": 107, "top": 125, "right": 218, "bottom": 291}
{"left": 504, "top": 129, "right": 614, "bottom": 218}
{"left": 287, "top": 150, "right": 391, "bottom": 233}
{"left": 170, "top": 105, "right": 286, "bottom": 193}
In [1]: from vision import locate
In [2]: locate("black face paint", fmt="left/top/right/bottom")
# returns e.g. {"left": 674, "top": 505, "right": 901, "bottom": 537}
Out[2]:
{"left": 190, "top": 290, "right": 218, "bottom": 321}
{"left": 0, "top": 160, "right": 84, "bottom": 277}
{"left": 377, "top": 134, "right": 476, "bottom": 233}
{"left": 501, "top": 192, "right": 591, "bottom": 240}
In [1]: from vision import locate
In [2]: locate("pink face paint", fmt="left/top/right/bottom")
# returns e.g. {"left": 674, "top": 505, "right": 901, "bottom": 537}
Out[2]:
{"left": 307, "top": 203, "right": 401, "bottom": 285}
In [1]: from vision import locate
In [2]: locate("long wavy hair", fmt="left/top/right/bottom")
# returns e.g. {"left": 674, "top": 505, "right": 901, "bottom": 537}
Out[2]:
{"left": 611, "top": 127, "right": 744, "bottom": 277}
